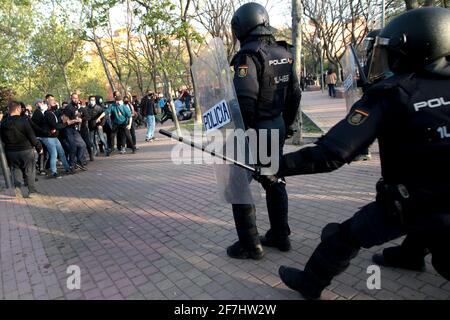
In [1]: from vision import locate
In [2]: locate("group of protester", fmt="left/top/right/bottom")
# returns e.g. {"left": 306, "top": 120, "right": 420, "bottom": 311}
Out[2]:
{"left": 0, "top": 85, "right": 194, "bottom": 197}
{"left": 0, "top": 90, "right": 164, "bottom": 196}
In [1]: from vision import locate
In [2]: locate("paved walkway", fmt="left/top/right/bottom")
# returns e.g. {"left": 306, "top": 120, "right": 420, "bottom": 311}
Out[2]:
{"left": 301, "top": 90, "right": 348, "bottom": 132}
{"left": 1, "top": 123, "right": 449, "bottom": 300}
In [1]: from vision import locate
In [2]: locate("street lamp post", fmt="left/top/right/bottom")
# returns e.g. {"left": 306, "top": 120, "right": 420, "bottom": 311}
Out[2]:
{"left": 381, "top": 0, "right": 386, "bottom": 28}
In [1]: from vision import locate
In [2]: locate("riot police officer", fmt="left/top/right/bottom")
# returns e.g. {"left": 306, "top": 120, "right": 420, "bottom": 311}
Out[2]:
{"left": 261, "top": 7, "right": 450, "bottom": 298}
{"left": 227, "top": 2, "right": 301, "bottom": 260}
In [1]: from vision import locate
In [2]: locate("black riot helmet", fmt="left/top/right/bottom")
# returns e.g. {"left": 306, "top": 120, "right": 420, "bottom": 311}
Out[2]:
{"left": 376, "top": 7, "right": 450, "bottom": 74}
{"left": 231, "top": 2, "right": 277, "bottom": 41}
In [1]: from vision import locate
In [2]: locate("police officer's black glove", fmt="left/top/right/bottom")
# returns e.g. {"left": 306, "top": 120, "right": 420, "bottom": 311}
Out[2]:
{"left": 252, "top": 167, "right": 285, "bottom": 189}
{"left": 285, "top": 126, "right": 297, "bottom": 139}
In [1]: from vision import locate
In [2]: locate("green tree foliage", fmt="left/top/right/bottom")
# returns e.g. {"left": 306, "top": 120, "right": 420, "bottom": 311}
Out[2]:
{"left": 0, "top": 0, "right": 33, "bottom": 88}
{"left": 29, "top": 15, "right": 84, "bottom": 96}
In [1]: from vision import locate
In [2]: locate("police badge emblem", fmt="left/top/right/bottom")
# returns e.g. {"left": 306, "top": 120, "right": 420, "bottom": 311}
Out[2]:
{"left": 348, "top": 109, "right": 369, "bottom": 125}
{"left": 238, "top": 65, "right": 248, "bottom": 77}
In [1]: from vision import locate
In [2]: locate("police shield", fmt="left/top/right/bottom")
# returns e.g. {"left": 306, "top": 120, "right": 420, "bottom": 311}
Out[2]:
{"left": 340, "top": 45, "right": 363, "bottom": 112}
{"left": 191, "top": 38, "right": 261, "bottom": 204}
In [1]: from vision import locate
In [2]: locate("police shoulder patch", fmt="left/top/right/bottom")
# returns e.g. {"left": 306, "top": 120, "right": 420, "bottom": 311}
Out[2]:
{"left": 238, "top": 65, "right": 248, "bottom": 78}
{"left": 347, "top": 108, "right": 369, "bottom": 125}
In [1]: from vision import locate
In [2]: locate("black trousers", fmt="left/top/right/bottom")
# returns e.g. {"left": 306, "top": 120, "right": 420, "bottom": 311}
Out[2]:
{"left": 65, "top": 127, "right": 87, "bottom": 167}
{"left": 80, "top": 125, "right": 93, "bottom": 157}
{"left": 231, "top": 115, "right": 290, "bottom": 249}
{"left": 111, "top": 124, "right": 135, "bottom": 151}
{"left": 303, "top": 201, "right": 450, "bottom": 293}
{"left": 255, "top": 116, "right": 290, "bottom": 238}
{"left": 36, "top": 141, "right": 48, "bottom": 172}
{"left": 127, "top": 122, "right": 137, "bottom": 148}
{"left": 6, "top": 149, "right": 36, "bottom": 191}
{"left": 103, "top": 122, "right": 113, "bottom": 151}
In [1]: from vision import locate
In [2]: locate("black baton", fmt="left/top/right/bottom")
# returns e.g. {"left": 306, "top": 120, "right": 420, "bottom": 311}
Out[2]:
{"left": 159, "top": 129, "right": 256, "bottom": 172}
{"left": 159, "top": 129, "right": 286, "bottom": 185}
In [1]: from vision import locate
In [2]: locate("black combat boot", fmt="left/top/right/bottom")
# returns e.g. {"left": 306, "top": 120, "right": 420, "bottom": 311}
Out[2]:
{"left": 227, "top": 204, "right": 264, "bottom": 260}
{"left": 227, "top": 241, "right": 264, "bottom": 260}
{"left": 372, "top": 235, "right": 428, "bottom": 272}
{"left": 262, "top": 182, "right": 291, "bottom": 251}
{"left": 278, "top": 266, "right": 322, "bottom": 300}
{"left": 260, "top": 229, "right": 291, "bottom": 252}
{"left": 279, "top": 221, "right": 359, "bottom": 299}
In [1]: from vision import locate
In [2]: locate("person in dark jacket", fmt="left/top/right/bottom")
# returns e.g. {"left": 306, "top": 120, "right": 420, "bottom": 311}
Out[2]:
{"left": 0, "top": 101, "right": 43, "bottom": 197}
{"left": 31, "top": 99, "right": 50, "bottom": 175}
{"left": 96, "top": 92, "right": 136, "bottom": 154}
{"left": 63, "top": 93, "right": 87, "bottom": 170}
{"left": 40, "top": 96, "right": 75, "bottom": 177}
{"left": 86, "top": 95, "right": 110, "bottom": 157}
{"left": 141, "top": 91, "right": 157, "bottom": 142}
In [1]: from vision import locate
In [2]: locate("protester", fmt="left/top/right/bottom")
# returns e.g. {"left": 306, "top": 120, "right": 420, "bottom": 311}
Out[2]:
{"left": 140, "top": 90, "right": 156, "bottom": 142}
{"left": 86, "top": 95, "right": 110, "bottom": 157}
{"left": 123, "top": 95, "right": 137, "bottom": 149}
{"left": 62, "top": 93, "right": 87, "bottom": 170}
{"left": 96, "top": 92, "right": 136, "bottom": 154}
{"left": 0, "top": 101, "right": 43, "bottom": 197}
{"left": 40, "top": 95, "right": 74, "bottom": 178}
{"left": 31, "top": 99, "right": 49, "bottom": 175}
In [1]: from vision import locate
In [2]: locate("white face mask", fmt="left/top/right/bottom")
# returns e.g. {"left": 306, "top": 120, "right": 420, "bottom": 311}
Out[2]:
{"left": 90, "top": 100, "right": 96, "bottom": 106}
{"left": 40, "top": 104, "right": 48, "bottom": 112}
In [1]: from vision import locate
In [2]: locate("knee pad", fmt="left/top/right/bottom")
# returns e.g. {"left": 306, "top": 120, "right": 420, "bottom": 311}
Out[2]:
{"left": 321, "top": 223, "right": 341, "bottom": 242}
{"left": 320, "top": 221, "right": 360, "bottom": 260}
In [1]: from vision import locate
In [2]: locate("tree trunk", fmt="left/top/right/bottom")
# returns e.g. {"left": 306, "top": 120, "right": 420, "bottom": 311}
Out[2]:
{"left": 61, "top": 65, "right": 71, "bottom": 97}
{"left": 181, "top": 0, "right": 202, "bottom": 124}
{"left": 291, "top": 0, "right": 303, "bottom": 145}
{"left": 185, "top": 37, "right": 202, "bottom": 124}
{"left": 156, "top": 41, "right": 182, "bottom": 135}
{"left": 93, "top": 35, "right": 116, "bottom": 93}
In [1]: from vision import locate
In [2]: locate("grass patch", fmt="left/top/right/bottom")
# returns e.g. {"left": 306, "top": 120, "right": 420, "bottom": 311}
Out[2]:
{"left": 168, "top": 119, "right": 196, "bottom": 132}
{"left": 301, "top": 112, "right": 323, "bottom": 134}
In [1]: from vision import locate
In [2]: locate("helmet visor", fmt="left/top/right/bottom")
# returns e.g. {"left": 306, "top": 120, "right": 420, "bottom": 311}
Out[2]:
{"left": 367, "top": 36, "right": 393, "bottom": 83}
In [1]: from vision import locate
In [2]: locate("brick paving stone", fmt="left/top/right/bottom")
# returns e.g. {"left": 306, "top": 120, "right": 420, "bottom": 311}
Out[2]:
{"left": 1, "top": 115, "right": 447, "bottom": 300}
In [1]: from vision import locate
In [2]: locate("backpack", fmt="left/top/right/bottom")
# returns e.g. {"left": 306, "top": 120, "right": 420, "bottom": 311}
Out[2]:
{"left": 111, "top": 104, "right": 128, "bottom": 125}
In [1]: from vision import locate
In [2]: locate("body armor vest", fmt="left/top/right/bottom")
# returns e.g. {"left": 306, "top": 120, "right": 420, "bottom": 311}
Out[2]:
{"left": 236, "top": 40, "right": 294, "bottom": 120}
{"left": 372, "top": 74, "right": 450, "bottom": 203}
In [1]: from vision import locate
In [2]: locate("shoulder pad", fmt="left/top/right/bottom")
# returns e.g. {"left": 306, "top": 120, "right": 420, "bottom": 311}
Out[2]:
{"left": 276, "top": 41, "right": 293, "bottom": 49}
{"left": 230, "top": 42, "right": 264, "bottom": 66}
{"left": 239, "top": 40, "right": 263, "bottom": 53}
{"left": 365, "top": 74, "right": 406, "bottom": 94}
{"left": 365, "top": 73, "right": 417, "bottom": 96}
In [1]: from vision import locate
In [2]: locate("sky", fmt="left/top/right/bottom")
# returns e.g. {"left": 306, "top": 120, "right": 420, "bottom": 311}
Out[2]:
{"left": 108, "top": 0, "right": 292, "bottom": 33}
